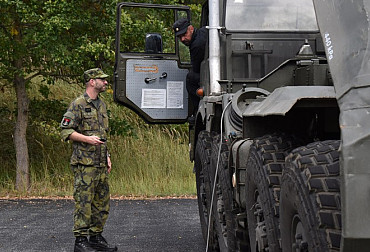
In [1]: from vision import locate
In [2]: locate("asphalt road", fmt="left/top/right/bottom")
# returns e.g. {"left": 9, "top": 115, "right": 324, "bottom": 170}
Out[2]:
{"left": 0, "top": 198, "right": 205, "bottom": 252}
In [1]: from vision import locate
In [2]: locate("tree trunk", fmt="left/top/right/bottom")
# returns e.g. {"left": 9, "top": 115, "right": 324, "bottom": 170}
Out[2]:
{"left": 14, "top": 73, "right": 30, "bottom": 191}
{"left": 11, "top": 14, "right": 30, "bottom": 191}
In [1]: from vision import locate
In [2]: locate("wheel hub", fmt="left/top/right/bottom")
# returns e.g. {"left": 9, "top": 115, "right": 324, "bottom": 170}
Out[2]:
{"left": 291, "top": 215, "right": 308, "bottom": 252}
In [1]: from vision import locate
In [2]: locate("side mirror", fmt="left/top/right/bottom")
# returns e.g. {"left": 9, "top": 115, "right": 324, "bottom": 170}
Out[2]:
{"left": 145, "top": 33, "right": 163, "bottom": 54}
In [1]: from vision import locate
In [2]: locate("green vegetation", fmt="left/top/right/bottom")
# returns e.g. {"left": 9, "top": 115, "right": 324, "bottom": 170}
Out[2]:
{"left": 0, "top": 79, "right": 195, "bottom": 197}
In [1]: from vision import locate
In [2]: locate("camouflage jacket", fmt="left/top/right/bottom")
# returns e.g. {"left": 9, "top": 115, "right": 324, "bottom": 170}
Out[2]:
{"left": 60, "top": 93, "right": 109, "bottom": 167}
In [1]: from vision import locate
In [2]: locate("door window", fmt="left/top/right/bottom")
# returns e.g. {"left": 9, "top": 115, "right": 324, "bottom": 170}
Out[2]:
{"left": 118, "top": 6, "right": 189, "bottom": 55}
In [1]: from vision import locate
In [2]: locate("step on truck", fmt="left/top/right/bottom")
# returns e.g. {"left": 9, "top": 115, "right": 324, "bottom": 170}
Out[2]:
{"left": 114, "top": 0, "right": 370, "bottom": 251}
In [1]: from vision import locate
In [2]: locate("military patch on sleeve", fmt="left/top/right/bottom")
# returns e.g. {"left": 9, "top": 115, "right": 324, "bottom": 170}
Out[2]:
{"left": 61, "top": 117, "right": 71, "bottom": 127}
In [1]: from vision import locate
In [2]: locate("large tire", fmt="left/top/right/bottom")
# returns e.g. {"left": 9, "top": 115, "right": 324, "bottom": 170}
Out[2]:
{"left": 280, "top": 140, "right": 341, "bottom": 252}
{"left": 210, "top": 134, "right": 244, "bottom": 252}
{"left": 195, "top": 130, "right": 219, "bottom": 251}
{"left": 245, "top": 134, "right": 298, "bottom": 252}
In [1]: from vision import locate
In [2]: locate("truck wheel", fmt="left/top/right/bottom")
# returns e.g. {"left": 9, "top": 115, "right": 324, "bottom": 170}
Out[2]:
{"left": 210, "top": 134, "right": 242, "bottom": 252}
{"left": 195, "top": 130, "right": 219, "bottom": 251}
{"left": 245, "top": 134, "right": 298, "bottom": 252}
{"left": 280, "top": 140, "right": 341, "bottom": 252}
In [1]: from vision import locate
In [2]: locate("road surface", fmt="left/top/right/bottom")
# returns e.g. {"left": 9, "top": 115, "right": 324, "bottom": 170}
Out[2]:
{"left": 0, "top": 198, "right": 205, "bottom": 252}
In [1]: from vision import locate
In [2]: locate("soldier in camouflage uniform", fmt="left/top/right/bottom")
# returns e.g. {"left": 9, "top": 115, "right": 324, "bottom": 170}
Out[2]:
{"left": 60, "top": 68, "right": 117, "bottom": 252}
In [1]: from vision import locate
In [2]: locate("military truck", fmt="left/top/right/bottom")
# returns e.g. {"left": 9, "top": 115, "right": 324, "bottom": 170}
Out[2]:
{"left": 114, "top": 0, "right": 370, "bottom": 251}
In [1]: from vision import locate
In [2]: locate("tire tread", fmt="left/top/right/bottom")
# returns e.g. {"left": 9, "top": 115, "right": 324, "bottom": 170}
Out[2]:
{"left": 282, "top": 140, "right": 341, "bottom": 251}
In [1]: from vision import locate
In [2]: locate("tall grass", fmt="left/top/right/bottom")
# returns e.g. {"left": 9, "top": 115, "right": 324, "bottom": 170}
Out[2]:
{"left": 0, "top": 79, "right": 195, "bottom": 197}
{"left": 109, "top": 128, "right": 194, "bottom": 196}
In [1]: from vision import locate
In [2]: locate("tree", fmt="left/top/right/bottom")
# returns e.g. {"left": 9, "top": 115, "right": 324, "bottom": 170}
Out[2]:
{"left": 0, "top": 0, "right": 116, "bottom": 190}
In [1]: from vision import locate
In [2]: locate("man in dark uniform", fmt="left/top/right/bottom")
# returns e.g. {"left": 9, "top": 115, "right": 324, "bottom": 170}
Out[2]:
{"left": 173, "top": 18, "right": 208, "bottom": 119}
{"left": 60, "top": 68, "right": 117, "bottom": 252}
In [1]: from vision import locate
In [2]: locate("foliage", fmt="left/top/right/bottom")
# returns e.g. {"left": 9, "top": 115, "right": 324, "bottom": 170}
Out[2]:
{"left": 109, "top": 115, "right": 137, "bottom": 137}
{"left": 0, "top": 105, "right": 15, "bottom": 158}
{"left": 0, "top": 0, "right": 118, "bottom": 82}
{"left": 29, "top": 99, "right": 67, "bottom": 123}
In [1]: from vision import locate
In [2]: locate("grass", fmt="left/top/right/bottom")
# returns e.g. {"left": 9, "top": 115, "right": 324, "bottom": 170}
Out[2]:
{"left": 109, "top": 130, "right": 195, "bottom": 196}
{"left": 0, "top": 78, "right": 195, "bottom": 198}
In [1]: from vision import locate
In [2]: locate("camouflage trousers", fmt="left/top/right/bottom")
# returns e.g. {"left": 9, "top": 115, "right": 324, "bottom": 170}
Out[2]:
{"left": 72, "top": 165, "right": 110, "bottom": 237}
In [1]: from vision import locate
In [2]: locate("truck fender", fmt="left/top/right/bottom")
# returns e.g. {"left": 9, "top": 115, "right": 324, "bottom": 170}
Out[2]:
{"left": 243, "top": 86, "right": 336, "bottom": 117}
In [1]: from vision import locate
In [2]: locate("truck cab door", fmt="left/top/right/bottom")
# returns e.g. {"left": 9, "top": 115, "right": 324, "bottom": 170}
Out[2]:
{"left": 114, "top": 3, "right": 191, "bottom": 124}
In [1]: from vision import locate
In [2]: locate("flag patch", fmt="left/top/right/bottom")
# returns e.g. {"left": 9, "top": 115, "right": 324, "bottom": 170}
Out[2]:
{"left": 62, "top": 117, "right": 71, "bottom": 126}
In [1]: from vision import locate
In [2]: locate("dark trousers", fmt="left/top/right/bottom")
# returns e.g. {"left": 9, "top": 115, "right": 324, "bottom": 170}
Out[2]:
{"left": 186, "top": 70, "right": 200, "bottom": 116}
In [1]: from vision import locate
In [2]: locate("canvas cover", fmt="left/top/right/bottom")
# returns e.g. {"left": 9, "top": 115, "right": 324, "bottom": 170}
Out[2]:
{"left": 313, "top": 0, "right": 370, "bottom": 250}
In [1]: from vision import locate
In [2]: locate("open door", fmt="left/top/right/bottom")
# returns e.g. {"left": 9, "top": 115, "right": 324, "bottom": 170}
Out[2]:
{"left": 114, "top": 2, "right": 191, "bottom": 124}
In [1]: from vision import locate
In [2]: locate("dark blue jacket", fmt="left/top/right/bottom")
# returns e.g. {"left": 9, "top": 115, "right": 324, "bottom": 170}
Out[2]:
{"left": 189, "top": 27, "right": 208, "bottom": 73}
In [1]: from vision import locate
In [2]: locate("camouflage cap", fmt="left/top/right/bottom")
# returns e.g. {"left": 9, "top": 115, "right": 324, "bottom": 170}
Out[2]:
{"left": 173, "top": 18, "right": 190, "bottom": 36}
{"left": 83, "top": 68, "right": 109, "bottom": 83}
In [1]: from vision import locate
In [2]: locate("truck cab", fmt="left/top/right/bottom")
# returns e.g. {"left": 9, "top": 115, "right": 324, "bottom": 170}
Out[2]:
{"left": 114, "top": 1, "right": 370, "bottom": 251}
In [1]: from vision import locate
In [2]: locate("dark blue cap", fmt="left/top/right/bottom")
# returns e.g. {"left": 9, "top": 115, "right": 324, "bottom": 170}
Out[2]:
{"left": 173, "top": 18, "right": 190, "bottom": 36}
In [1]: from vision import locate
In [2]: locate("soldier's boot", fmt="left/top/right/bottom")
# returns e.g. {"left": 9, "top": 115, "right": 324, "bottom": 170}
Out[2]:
{"left": 74, "top": 236, "right": 97, "bottom": 252}
{"left": 89, "top": 234, "right": 117, "bottom": 251}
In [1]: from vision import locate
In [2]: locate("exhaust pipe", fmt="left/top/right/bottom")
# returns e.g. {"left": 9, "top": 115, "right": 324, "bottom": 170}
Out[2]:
{"left": 208, "top": 0, "right": 221, "bottom": 94}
